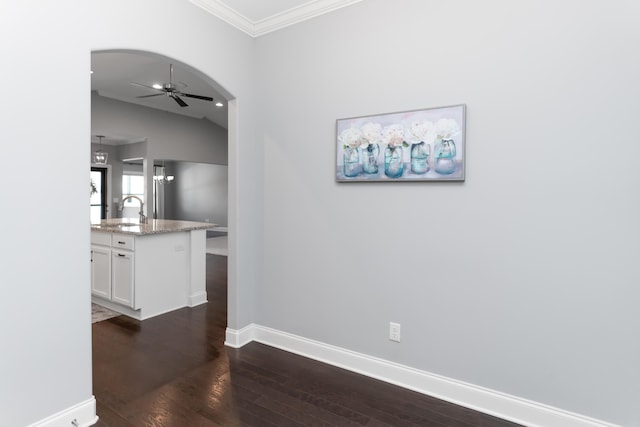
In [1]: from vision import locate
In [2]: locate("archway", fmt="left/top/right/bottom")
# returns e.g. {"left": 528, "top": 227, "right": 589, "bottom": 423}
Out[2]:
{"left": 90, "top": 48, "right": 236, "bottom": 330}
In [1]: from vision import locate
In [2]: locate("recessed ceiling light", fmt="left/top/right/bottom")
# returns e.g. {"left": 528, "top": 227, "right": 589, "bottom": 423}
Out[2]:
{"left": 90, "top": 70, "right": 94, "bottom": 74}
{"left": 215, "top": 102, "right": 224, "bottom": 107}
{"left": 152, "top": 83, "right": 163, "bottom": 89}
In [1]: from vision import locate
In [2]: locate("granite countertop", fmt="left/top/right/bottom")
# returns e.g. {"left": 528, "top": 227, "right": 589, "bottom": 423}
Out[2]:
{"left": 91, "top": 218, "right": 217, "bottom": 236}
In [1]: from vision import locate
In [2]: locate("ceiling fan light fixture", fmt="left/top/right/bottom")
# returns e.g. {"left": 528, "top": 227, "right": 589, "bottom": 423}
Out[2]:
{"left": 131, "top": 64, "right": 214, "bottom": 109}
{"left": 92, "top": 135, "right": 108, "bottom": 164}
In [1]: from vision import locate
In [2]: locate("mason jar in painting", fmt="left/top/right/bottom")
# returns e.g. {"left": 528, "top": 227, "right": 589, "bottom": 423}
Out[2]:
{"left": 410, "top": 141, "right": 430, "bottom": 174}
{"left": 384, "top": 146, "right": 404, "bottom": 178}
{"left": 434, "top": 138, "right": 456, "bottom": 175}
{"left": 343, "top": 146, "right": 361, "bottom": 177}
{"left": 361, "top": 143, "right": 380, "bottom": 174}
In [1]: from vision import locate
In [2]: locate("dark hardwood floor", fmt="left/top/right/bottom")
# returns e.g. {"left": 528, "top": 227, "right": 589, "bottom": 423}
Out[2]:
{"left": 92, "top": 255, "right": 521, "bottom": 427}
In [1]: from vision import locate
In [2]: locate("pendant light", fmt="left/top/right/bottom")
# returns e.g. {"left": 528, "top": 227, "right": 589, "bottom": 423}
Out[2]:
{"left": 92, "top": 135, "right": 108, "bottom": 164}
{"left": 153, "top": 161, "right": 174, "bottom": 185}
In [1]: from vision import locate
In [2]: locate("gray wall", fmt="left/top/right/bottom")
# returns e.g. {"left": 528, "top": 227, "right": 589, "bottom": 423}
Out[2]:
{"left": 1, "top": 2, "right": 93, "bottom": 426}
{"left": 1, "top": 0, "right": 260, "bottom": 425}
{"left": 165, "top": 162, "right": 228, "bottom": 226}
{"left": 256, "top": 1, "right": 640, "bottom": 426}
{"left": 91, "top": 93, "right": 229, "bottom": 219}
{"left": 7, "top": 0, "right": 638, "bottom": 426}
{"left": 92, "top": 93, "right": 228, "bottom": 165}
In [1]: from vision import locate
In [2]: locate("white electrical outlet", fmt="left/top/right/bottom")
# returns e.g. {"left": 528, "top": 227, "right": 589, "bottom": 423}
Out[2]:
{"left": 389, "top": 322, "right": 401, "bottom": 342}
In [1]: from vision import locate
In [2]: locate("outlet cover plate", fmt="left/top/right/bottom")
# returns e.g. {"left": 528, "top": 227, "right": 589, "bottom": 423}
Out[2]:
{"left": 389, "top": 322, "right": 401, "bottom": 342}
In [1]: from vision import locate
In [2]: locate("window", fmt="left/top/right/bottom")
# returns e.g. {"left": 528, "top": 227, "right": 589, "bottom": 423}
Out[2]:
{"left": 122, "top": 174, "right": 144, "bottom": 207}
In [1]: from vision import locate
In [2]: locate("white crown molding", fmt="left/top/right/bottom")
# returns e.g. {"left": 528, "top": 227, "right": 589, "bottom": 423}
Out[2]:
{"left": 225, "top": 324, "right": 621, "bottom": 427}
{"left": 190, "top": 0, "right": 365, "bottom": 37}
{"left": 190, "top": 0, "right": 254, "bottom": 35}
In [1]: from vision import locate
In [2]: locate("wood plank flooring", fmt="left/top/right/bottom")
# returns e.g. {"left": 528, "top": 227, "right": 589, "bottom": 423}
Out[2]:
{"left": 92, "top": 255, "right": 522, "bottom": 427}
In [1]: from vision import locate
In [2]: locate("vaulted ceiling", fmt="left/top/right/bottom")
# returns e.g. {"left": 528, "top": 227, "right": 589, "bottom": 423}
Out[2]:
{"left": 91, "top": 52, "right": 229, "bottom": 134}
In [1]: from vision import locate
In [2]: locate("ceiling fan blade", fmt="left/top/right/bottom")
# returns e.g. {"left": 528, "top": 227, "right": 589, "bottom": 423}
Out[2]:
{"left": 129, "top": 82, "right": 161, "bottom": 91}
{"left": 136, "top": 93, "right": 165, "bottom": 98}
{"left": 172, "top": 94, "right": 188, "bottom": 107}
{"left": 181, "top": 93, "right": 213, "bottom": 102}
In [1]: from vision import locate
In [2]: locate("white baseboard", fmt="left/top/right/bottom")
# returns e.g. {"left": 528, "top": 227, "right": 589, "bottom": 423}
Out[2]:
{"left": 225, "top": 323, "right": 255, "bottom": 348}
{"left": 225, "top": 324, "right": 619, "bottom": 427}
{"left": 189, "top": 291, "right": 208, "bottom": 307}
{"left": 28, "top": 397, "right": 98, "bottom": 427}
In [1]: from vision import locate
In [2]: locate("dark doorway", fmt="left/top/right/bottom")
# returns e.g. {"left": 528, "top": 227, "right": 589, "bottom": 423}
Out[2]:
{"left": 91, "top": 167, "right": 108, "bottom": 222}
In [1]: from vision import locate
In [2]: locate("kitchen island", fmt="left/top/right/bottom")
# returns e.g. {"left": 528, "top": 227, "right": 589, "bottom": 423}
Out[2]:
{"left": 91, "top": 218, "right": 216, "bottom": 320}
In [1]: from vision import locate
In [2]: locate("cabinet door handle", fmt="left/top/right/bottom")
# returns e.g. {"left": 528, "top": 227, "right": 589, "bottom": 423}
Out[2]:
{"left": 117, "top": 241, "right": 126, "bottom": 244}
{"left": 117, "top": 253, "right": 126, "bottom": 257}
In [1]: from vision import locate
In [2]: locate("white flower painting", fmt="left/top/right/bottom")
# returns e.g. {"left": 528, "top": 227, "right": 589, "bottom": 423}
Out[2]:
{"left": 336, "top": 104, "right": 466, "bottom": 182}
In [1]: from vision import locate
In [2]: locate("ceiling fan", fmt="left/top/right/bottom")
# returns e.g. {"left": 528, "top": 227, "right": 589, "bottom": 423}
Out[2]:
{"left": 129, "top": 64, "right": 213, "bottom": 107}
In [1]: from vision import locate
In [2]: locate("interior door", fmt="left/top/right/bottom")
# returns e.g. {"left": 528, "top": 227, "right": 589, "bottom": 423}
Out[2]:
{"left": 90, "top": 167, "right": 108, "bottom": 222}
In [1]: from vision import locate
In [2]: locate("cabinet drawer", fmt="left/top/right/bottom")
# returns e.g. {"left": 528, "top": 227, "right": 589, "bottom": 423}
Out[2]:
{"left": 91, "top": 232, "right": 111, "bottom": 246}
{"left": 112, "top": 234, "right": 135, "bottom": 251}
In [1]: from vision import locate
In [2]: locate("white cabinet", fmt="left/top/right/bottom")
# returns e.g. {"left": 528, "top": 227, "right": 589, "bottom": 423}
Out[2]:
{"left": 90, "top": 225, "right": 206, "bottom": 321}
{"left": 91, "top": 245, "right": 111, "bottom": 299}
{"left": 111, "top": 250, "right": 134, "bottom": 307}
{"left": 91, "top": 232, "right": 136, "bottom": 309}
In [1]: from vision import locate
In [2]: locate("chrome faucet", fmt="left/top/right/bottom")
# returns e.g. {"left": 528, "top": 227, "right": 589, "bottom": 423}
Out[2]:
{"left": 121, "top": 195, "right": 147, "bottom": 224}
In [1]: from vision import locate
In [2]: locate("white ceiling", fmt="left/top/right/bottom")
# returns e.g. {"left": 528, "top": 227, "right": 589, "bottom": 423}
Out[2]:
{"left": 91, "top": 1, "right": 364, "bottom": 144}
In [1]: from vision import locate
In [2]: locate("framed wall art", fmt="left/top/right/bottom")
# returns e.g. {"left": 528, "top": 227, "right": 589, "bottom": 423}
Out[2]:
{"left": 336, "top": 104, "right": 466, "bottom": 182}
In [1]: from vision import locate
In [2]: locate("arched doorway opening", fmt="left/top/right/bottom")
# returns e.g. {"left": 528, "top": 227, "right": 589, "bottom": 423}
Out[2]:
{"left": 89, "top": 48, "right": 236, "bottom": 330}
